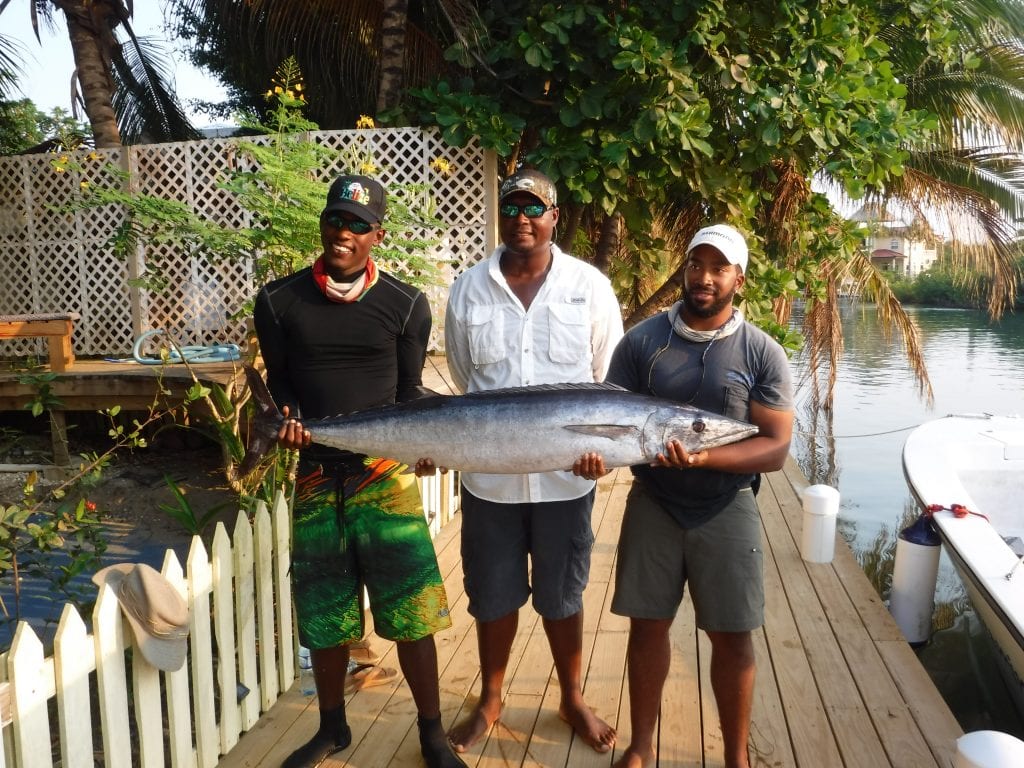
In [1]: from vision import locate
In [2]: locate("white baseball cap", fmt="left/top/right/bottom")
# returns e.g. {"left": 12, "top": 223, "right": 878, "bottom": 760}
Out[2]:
{"left": 686, "top": 224, "right": 749, "bottom": 273}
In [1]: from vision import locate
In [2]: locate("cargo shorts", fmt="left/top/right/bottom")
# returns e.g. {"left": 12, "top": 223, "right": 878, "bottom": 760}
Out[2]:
{"left": 460, "top": 486, "right": 596, "bottom": 622}
{"left": 611, "top": 483, "right": 764, "bottom": 632}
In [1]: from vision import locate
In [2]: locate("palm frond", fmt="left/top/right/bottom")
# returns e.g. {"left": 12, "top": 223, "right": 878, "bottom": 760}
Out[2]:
{"left": 0, "top": 33, "right": 23, "bottom": 96}
{"left": 111, "top": 32, "right": 199, "bottom": 143}
{"left": 882, "top": 163, "right": 1019, "bottom": 316}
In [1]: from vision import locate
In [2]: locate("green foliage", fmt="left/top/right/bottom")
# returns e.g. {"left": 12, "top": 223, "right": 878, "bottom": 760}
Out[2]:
{"left": 0, "top": 101, "right": 89, "bottom": 155}
{"left": 396, "top": 0, "right": 973, "bottom": 343}
{"left": 889, "top": 268, "right": 983, "bottom": 308}
{"left": 0, "top": 362, "right": 215, "bottom": 629}
{"left": 66, "top": 58, "right": 441, "bottom": 313}
{"left": 157, "top": 474, "right": 233, "bottom": 536}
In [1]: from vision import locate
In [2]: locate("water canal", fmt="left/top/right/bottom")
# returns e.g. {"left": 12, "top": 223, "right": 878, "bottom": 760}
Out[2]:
{"left": 790, "top": 301, "right": 1024, "bottom": 737}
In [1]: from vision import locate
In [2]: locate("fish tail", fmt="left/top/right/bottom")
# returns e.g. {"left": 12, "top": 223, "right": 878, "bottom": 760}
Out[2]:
{"left": 237, "top": 365, "right": 283, "bottom": 478}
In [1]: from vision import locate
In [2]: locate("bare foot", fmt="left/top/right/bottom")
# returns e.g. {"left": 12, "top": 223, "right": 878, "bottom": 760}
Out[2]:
{"left": 558, "top": 700, "right": 616, "bottom": 753}
{"left": 447, "top": 700, "right": 501, "bottom": 753}
{"left": 611, "top": 744, "right": 656, "bottom": 768}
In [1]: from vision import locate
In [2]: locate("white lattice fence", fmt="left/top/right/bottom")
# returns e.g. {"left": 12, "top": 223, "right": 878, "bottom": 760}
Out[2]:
{"left": 0, "top": 129, "right": 495, "bottom": 359}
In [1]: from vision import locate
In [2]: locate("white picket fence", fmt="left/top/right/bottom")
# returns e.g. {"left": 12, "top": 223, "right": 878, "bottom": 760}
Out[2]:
{"left": 0, "top": 471, "right": 459, "bottom": 768}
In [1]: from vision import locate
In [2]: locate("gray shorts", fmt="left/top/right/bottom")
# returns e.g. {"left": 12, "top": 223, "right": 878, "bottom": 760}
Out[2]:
{"left": 460, "top": 486, "right": 595, "bottom": 622}
{"left": 611, "top": 483, "right": 764, "bottom": 632}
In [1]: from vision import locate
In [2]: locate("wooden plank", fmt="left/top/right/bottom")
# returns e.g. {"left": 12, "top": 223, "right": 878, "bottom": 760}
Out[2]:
{"left": 661, "top": 594, "right": 703, "bottom": 768}
{"left": 757, "top": 481, "right": 844, "bottom": 768}
{"left": 749, "top": 625, "right": 797, "bottom": 767}
{"left": 212, "top": 460, "right": 969, "bottom": 768}
{"left": 876, "top": 640, "right": 961, "bottom": 766}
{"left": 808, "top": 563, "right": 939, "bottom": 767}
{"left": 763, "top": 477, "right": 891, "bottom": 767}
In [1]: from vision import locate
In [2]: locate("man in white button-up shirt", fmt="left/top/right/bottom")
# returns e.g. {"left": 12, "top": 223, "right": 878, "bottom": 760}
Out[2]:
{"left": 443, "top": 169, "right": 623, "bottom": 755}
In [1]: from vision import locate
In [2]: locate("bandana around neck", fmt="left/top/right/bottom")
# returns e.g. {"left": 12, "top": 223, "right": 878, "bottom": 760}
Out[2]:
{"left": 668, "top": 301, "right": 743, "bottom": 342}
{"left": 312, "top": 256, "right": 379, "bottom": 303}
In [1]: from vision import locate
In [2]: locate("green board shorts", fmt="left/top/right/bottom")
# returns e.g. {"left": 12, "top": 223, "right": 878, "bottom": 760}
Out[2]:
{"left": 290, "top": 455, "right": 451, "bottom": 649}
{"left": 611, "top": 482, "right": 764, "bottom": 632}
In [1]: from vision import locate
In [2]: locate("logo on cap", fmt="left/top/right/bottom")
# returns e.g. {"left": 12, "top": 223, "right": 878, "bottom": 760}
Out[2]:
{"left": 499, "top": 169, "right": 557, "bottom": 208}
{"left": 335, "top": 181, "right": 371, "bottom": 206}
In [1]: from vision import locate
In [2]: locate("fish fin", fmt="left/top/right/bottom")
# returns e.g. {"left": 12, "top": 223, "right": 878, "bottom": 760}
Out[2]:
{"left": 563, "top": 424, "right": 640, "bottom": 439}
{"left": 236, "top": 366, "right": 283, "bottom": 478}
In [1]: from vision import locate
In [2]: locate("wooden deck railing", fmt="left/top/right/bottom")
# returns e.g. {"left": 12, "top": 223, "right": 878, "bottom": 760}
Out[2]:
{"left": 0, "top": 471, "right": 458, "bottom": 768}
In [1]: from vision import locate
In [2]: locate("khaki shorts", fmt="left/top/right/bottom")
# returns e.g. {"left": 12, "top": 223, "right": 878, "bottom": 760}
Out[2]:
{"left": 611, "top": 483, "right": 764, "bottom": 632}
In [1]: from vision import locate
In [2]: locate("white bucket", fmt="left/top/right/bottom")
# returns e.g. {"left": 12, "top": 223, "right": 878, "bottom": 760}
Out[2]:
{"left": 800, "top": 484, "right": 840, "bottom": 563}
{"left": 953, "top": 730, "right": 1024, "bottom": 767}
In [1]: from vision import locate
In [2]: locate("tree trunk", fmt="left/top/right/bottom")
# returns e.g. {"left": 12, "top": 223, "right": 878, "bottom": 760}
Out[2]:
{"left": 624, "top": 263, "right": 686, "bottom": 328}
{"left": 60, "top": 0, "right": 122, "bottom": 147}
{"left": 375, "top": 0, "right": 409, "bottom": 115}
{"left": 592, "top": 212, "right": 620, "bottom": 274}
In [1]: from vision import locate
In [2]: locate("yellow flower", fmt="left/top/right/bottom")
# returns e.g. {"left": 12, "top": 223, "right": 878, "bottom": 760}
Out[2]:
{"left": 359, "top": 161, "right": 378, "bottom": 175}
{"left": 295, "top": 83, "right": 303, "bottom": 92}
{"left": 356, "top": 115, "right": 376, "bottom": 129}
{"left": 265, "top": 89, "right": 274, "bottom": 98}
{"left": 274, "top": 86, "right": 283, "bottom": 94}
{"left": 430, "top": 157, "right": 454, "bottom": 177}
{"left": 80, "top": 181, "right": 90, "bottom": 189}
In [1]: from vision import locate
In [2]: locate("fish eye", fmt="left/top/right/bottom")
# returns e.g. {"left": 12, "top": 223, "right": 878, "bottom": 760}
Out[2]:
{"left": 692, "top": 419, "right": 705, "bottom": 433}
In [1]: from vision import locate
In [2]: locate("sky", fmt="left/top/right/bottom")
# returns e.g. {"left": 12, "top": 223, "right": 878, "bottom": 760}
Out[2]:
{"left": 3, "top": 1, "right": 228, "bottom": 126}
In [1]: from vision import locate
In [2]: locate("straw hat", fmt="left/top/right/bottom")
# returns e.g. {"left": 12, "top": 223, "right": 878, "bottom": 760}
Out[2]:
{"left": 92, "top": 563, "right": 190, "bottom": 672}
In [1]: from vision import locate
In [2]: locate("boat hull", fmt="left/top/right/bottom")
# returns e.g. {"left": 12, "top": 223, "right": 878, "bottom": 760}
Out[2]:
{"left": 902, "top": 414, "right": 1024, "bottom": 715}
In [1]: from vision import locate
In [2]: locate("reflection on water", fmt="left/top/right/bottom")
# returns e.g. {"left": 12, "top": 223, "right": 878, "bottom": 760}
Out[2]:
{"left": 792, "top": 301, "right": 1024, "bottom": 737}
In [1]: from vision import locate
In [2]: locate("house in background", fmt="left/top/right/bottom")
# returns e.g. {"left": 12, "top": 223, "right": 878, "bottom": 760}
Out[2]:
{"left": 849, "top": 203, "right": 940, "bottom": 277}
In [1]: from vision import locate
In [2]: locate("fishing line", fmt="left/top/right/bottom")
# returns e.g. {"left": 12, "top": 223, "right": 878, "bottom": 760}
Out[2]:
{"left": 795, "top": 424, "right": 923, "bottom": 439}
{"left": 426, "top": 354, "right": 459, "bottom": 394}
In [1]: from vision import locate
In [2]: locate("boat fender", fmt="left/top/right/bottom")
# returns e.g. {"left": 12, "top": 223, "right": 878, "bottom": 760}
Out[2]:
{"left": 888, "top": 514, "right": 942, "bottom": 646}
{"left": 953, "top": 730, "right": 1024, "bottom": 768}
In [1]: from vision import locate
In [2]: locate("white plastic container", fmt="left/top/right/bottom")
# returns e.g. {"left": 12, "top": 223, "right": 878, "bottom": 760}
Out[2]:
{"left": 953, "top": 730, "right": 1024, "bottom": 767}
{"left": 800, "top": 485, "right": 840, "bottom": 563}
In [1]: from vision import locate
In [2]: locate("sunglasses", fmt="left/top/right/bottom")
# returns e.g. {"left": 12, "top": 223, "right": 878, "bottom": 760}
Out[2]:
{"left": 499, "top": 203, "right": 553, "bottom": 219}
{"left": 323, "top": 213, "right": 376, "bottom": 234}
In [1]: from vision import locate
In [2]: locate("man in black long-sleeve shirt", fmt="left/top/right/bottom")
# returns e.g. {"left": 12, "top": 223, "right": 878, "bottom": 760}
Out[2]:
{"left": 254, "top": 175, "right": 465, "bottom": 768}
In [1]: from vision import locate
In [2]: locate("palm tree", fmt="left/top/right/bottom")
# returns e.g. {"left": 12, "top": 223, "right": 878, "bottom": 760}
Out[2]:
{"left": 168, "top": 0, "right": 478, "bottom": 128}
{"left": 0, "top": 0, "right": 198, "bottom": 146}
{"left": 792, "top": 1, "right": 1024, "bottom": 407}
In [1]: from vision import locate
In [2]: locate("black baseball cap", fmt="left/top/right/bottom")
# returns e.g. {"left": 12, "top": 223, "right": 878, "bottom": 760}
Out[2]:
{"left": 323, "top": 175, "right": 386, "bottom": 224}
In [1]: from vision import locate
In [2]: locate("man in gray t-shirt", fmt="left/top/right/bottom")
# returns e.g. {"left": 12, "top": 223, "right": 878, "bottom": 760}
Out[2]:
{"left": 573, "top": 224, "right": 793, "bottom": 768}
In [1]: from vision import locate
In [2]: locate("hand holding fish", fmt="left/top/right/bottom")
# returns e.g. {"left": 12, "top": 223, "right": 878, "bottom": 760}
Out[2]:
{"left": 572, "top": 452, "right": 610, "bottom": 480}
{"left": 277, "top": 406, "right": 312, "bottom": 450}
{"left": 654, "top": 439, "right": 707, "bottom": 469}
{"left": 414, "top": 458, "right": 448, "bottom": 477}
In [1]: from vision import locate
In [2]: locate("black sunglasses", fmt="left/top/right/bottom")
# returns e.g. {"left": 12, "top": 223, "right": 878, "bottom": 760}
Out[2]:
{"left": 323, "top": 212, "right": 376, "bottom": 234}
{"left": 499, "top": 202, "right": 553, "bottom": 219}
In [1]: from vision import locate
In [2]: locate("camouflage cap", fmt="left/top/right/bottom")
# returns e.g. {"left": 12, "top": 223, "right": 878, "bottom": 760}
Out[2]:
{"left": 499, "top": 169, "right": 557, "bottom": 207}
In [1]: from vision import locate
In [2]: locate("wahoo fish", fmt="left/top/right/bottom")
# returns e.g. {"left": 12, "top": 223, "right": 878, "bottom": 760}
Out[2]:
{"left": 239, "top": 365, "right": 758, "bottom": 476}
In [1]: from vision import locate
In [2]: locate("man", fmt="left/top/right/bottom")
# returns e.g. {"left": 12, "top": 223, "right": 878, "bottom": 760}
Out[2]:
{"left": 442, "top": 168, "right": 623, "bottom": 754}
{"left": 253, "top": 175, "right": 466, "bottom": 768}
{"left": 574, "top": 224, "right": 794, "bottom": 768}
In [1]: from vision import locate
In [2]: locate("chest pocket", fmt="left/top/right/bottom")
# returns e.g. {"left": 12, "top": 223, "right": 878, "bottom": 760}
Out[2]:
{"left": 467, "top": 305, "right": 507, "bottom": 366}
{"left": 722, "top": 381, "right": 751, "bottom": 422}
{"left": 547, "top": 303, "right": 591, "bottom": 364}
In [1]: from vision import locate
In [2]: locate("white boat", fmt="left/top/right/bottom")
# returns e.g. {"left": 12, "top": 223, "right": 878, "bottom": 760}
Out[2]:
{"left": 902, "top": 414, "right": 1024, "bottom": 714}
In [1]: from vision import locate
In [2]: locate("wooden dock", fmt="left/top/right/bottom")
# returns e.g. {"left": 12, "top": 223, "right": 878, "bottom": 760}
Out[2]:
{"left": 217, "top": 458, "right": 962, "bottom": 768}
